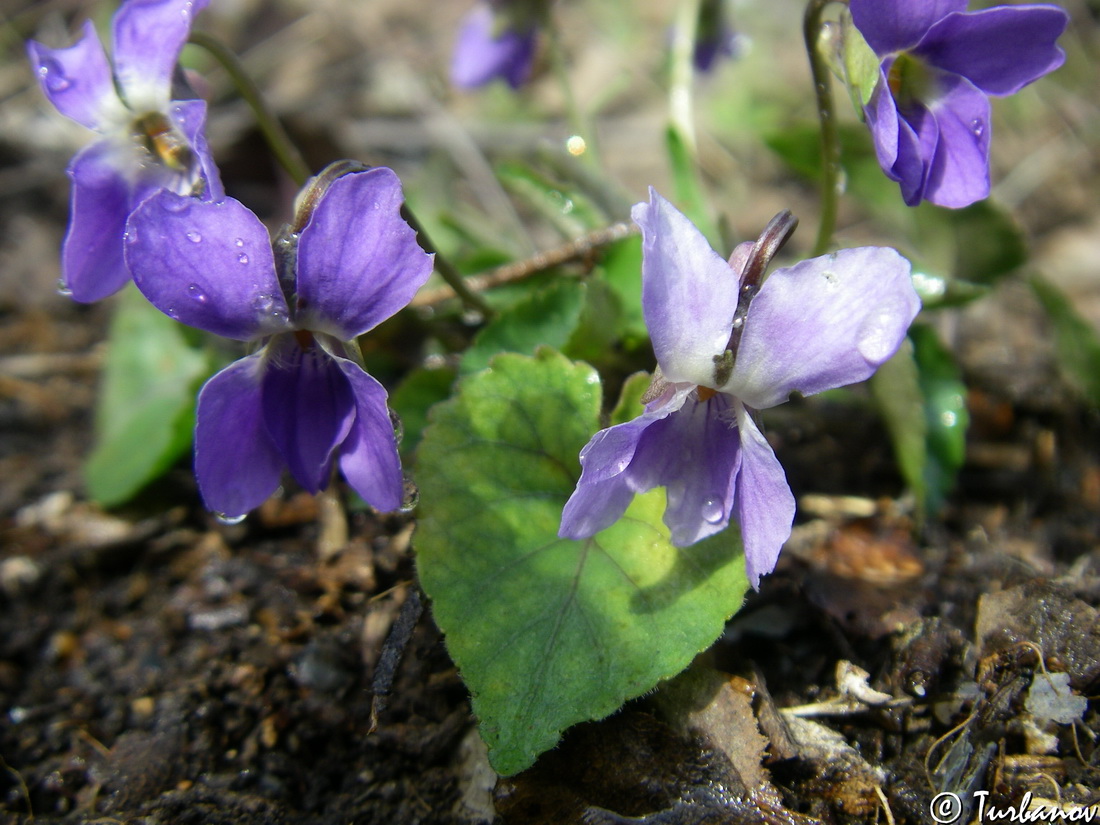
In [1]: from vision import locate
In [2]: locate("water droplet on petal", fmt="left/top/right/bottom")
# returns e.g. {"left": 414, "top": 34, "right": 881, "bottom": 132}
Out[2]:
{"left": 56, "top": 279, "right": 72, "bottom": 297}
{"left": 234, "top": 238, "right": 245, "bottom": 247}
{"left": 165, "top": 306, "right": 180, "bottom": 319}
{"left": 214, "top": 511, "right": 246, "bottom": 525}
{"left": 161, "top": 197, "right": 189, "bottom": 213}
{"left": 970, "top": 118, "right": 984, "bottom": 138}
{"left": 187, "top": 283, "right": 207, "bottom": 303}
{"left": 856, "top": 308, "right": 897, "bottom": 363}
{"left": 237, "top": 253, "right": 249, "bottom": 265}
{"left": 185, "top": 230, "right": 202, "bottom": 243}
{"left": 38, "top": 59, "right": 71, "bottom": 93}
{"left": 702, "top": 498, "right": 724, "bottom": 524}
{"left": 123, "top": 228, "right": 137, "bottom": 245}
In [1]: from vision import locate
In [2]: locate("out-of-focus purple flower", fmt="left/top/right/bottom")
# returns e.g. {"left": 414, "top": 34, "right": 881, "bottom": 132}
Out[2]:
{"left": 123, "top": 165, "right": 434, "bottom": 520}
{"left": 27, "top": 0, "right": 222, "bottom": 303}
{"left": 693, "top": 0, "right": 742, "bottom": 73}
{"left": 559, "top": 189, "right": 920, "bottom": 587}
{"left": 850, "top": 0, "right": 1068, "bottom": 208}
{"left": 451, "top": 1, "right": 542, "bottom": 89}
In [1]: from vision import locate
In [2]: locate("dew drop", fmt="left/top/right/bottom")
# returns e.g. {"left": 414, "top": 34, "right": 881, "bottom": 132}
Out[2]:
{"left": 161, "top": 196, "right": 189, "bottom": 213}
{"left": 123, "top": 228, "right": 137, "bottom": 245}
{"left": 731, "top": 317, "right": 744, "bottom": 330}
{"left": 234, "top": 238, "right": 245, "bottom": 247}
{"left": 214, "top": 512, "right": 246, "bottom": 525}
{"left": 970, "top": 118, "right": 984, "bottom": 138}
{"left": 38, "top": 59, "right": 71, "bottom": 93}
{"left": 187, "top": 283, "right": 207, "bottom": 303}
{"left": 56, "top": 278, "right": 72, "bottom": 297}
{"left": 237, "top": 253, "right": 249, "bottom": 265}
{"left": 165, "top": 307, "right": 180, "bottom": 319}
{"left": 185, "top": 230, "right": 202, "bottom": 243}
{"left": 856, "top": 308, "right": 897, "bottom": 363}
{"left": 702, "top": 498, "right": 724, "bottom": 524}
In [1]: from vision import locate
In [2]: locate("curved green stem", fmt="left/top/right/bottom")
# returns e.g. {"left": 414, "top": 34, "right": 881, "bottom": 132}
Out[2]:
{"left": 187, "top": 31, "right": 312, "bottom": 187}
{"left": 400, "top": 207, "right": 495, "bottom": 318}
{"left": 803, "top": 0, "right": 842, "bottom": 256}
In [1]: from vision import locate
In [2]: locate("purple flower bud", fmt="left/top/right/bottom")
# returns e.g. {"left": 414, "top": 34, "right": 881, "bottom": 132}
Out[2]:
{"left": 123, "top": 166, "right": 435, "bottom": 520}
{"left": 849, "top": 0, "right": 1069, "bottom": 207}
{"left": 559, "top": 189, "right": 921, "bottom": 588}
{"left": 27, "top": 0, "right": 224, "bottom": 302}
{"left": 451, "top": 1, "right": 544, "bottom": 89}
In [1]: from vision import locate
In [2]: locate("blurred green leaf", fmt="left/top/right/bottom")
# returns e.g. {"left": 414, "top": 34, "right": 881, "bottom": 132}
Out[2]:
{"left": 1031, "top": 275, "right": 1100, "bottom": 406}
{"left": 915, "top": 199, "right": 1028, "bottom": 285}
{"left": 460, "top": 280, "right": 587, "bottom": 374}
{"left": 870, "top": 338, "right": 929, "bottom": 512}
{"left": 415, "top": 349, "right": 749, "bottom": 775}
{"left": 839, "top": 9, "right": 880, "bottom": 109}
{"left": 85, "top": 286, "right": 213, "bottom": 506}
{"left": 497, "top": 161, "right": 607, "bottom": 238}
{"left": 611, "top": 371, "right": 652, "bottom": 427}
{"left": 388, "top": 365, "right": 457, "bottom": 461}
{"left": 911, "top": 324, "right": 968, "bottom": 510}
{"left": 563, "top": 278, "right": 622, "bottom": 365}
{"left": 598, "top": 234, "right": 647, "bottom": 346}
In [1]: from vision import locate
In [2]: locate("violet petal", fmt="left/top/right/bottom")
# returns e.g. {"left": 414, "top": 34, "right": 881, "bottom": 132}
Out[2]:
{"left": 167, "top": 99, "right": 225, "bottom": 201}
{"left": 451, "top": 3, "right": 537, "bottom": 89}
{"left": 112, "top": 0, "right": 209, "bottom": 112}
{"left": 295, "top": 168, "right": 434, "bottom": 340}
{"left": 633, "top": 189, "right": 740, "bottom": 389}
{"left": 194, "top": 353, "right": 284, "bottom": 518}
{"left": 923, "top": 75, "right": 991, "bottom": 208}
{"left": 330, "top": 353, "right": 405, "bottom": 513}
{"left": 916, "top": 5, "right": 1068, "bottom": 97}
{"left": 734, "top": 406, "right": 795, "bottom": 589}
{"left": 627, "top": 392, "right": 742, "bottom": 546}
{"left": 726, "top": 247, "right": 919, "bottom": 409}
{"left": 126, "top": 191, "right": 290, "bottom": 340}
{"left": 849, "top": 0, "right": 965, "bottom": 56}
{"left": 260, "top": 338, "right": 356, "bottom": 495}
{"left": 27, "top": 21, "right": 125, "bottom": 132}
{"left": 61, "top": 141, "right": 133, "bottom": 302}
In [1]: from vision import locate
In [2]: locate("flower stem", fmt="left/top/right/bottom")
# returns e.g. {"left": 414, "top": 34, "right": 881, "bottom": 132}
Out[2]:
{"left": 546, "top": 21, "right": 601, "bottom": 170}
{"left": 670, "top": 0, "right": 702, "bottom": 155}
{"left": 187, "top": 31, "right": 312, "bottom": 187}
{"left": 803, "top": 0, "right": 842, "bottom": 257}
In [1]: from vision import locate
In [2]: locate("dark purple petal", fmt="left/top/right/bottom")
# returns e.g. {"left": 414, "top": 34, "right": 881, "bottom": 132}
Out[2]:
{"left": 733, "top": 407, "right": 795, "bottom": 589}
{"left": 894, "top": 101, "right": 939, "bottom": 206}
{"left": 915, "top": 5, "right": 1068, "bottom": 96}
{"left": 330, "top": 353, "right": 405, "bottom": 512}
{"left": 112, "top": 0, "right": 209, "bottom": 111}
{"left": 194, "top": 353, "right": 284, "bottom": 519}
{"left": 261, "top": 338, "right": 356, "bottom": 495}
{"left": 726, "top": 247, "right": 919, "bottom": 410}
{"left": 864, "top": 68, "right": 901, "bottom": 173}
{"left": 627, "top": 392, "right": 742, "bottom": 546}
{"left": 923, "top": 76, "right": 991, "bottom": 208}
{"left": 167, "top": 99, "right": 224, "bottom": 201}
{"left": 849, "top": 0, "right": 965, "bottom": 55}
{"left": 451, "top": 3, "right": 537, "bottom": 89}
{"left": 294, "top": 168, "right": 434, "bottom": 340}
{"left": 27, "top": 21, "right": 125, "bottom": 131}
{"left": 126, "top": 191, "right": 290, "bottom": 340}
{"left": 634, "top": 189, "right": 740, "bottom": 389}
{"left": 61, "top": 141, "right": 133, "bottom": 302}
{"left": 559, "top": 385, "right": 693, "bottom": 540}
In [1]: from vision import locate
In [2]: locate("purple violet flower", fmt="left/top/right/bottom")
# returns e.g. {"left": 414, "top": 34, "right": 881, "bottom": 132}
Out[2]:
{"left": 451, "top": 1, "right": 541, "bottom": 89}
{"left": 27, "top": 0, "right": 222, "bottom": 303}
{"left": 122, "top": 165, "right": 434, "bottom": 520}
{"left": 693, "top": 0, "right": 741, "bottom": 73}
{"left": 558, "top": 189, "right": 921, "bottom": 588}
{"left": 850, "top": 0, "right": 1069, "bottom": 208}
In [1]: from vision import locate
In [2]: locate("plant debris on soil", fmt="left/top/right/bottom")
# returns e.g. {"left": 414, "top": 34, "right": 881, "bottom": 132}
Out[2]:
{"left": 2, "top": 0, "right": 1099, "bottom": 822}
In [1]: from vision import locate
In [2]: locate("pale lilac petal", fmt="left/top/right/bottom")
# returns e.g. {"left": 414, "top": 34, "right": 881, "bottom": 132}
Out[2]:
{"left": 167, "top": 99, "right": 224, "bottom": 201}
{"left": 628, "top": 392, "right": 742, "bottom": 546}
{"left": 734, "top": 407, "right": 795, "bottom": 589}
{"left": 916, "top": 6, "right": 1068, "bottom": 96}
{"left": 924, "top": 76, "right": 991, "bottom": 208}
{"left": 261, "top": 339, "right": 356, "bottom": 495}
{"left": 61, "top": 141, "right": 133, "bottom": 302}
{"left": 559, "top": 385, "right": 692, "bottom": 539}
{"left": 849, "top": 0, "right": 965, "bottom": 55}
{"left": 330, "top": 353, "right": 405, "bottom": 512}
{"left": 726, "top": 247, "right": 918, "bottom": 409}
{"left": 295, "top": 168, "right": 434, "bottom": 340}
{"left": 194, "top": 353, "right": 284, "bottom": 519}
{"left": 864, "top": 68, "right": 901, "bottom": 174}
{"left": 451, "top": 4, "right": 537, "bottom": 89}
{"left": 112, "top": 0, "right": 209, "bottom": 112}
{"left": 27, "top": 22, "right": 125, "bottom": 131}
{"left": 126, "top": 191, "right": 290, "bottom": 340}
{"left": 634, "top": 189, "right": 740, "bottom": 388}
